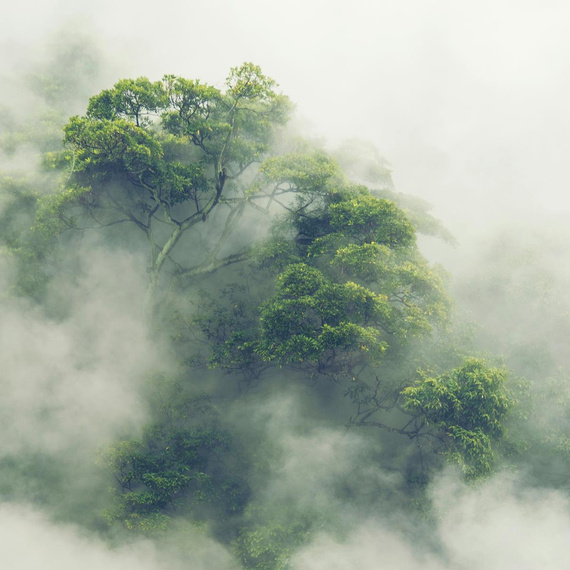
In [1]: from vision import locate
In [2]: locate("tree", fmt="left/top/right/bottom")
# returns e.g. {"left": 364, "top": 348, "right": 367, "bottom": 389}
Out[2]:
{"left": 39, "top": 63, "right": 292, "bottom": 312}
{"left": 11, "top": 62, "right": 520, "bottom": 558}
{"left": 0, "top": 44, "right": 540, "bottom": 570}
{"left": 189, "top": 181, "right": 516, "bottom": 480}
{"left": 194, "top": 182, "right": 449, "bottom": 379}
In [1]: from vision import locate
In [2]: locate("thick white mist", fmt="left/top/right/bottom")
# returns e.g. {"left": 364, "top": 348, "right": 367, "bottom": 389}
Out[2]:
{"left": 4, "top": 2, "right": 570, "bottom": 227}
{"left": 0, "top": 247, "right": 155, "bottom": 457}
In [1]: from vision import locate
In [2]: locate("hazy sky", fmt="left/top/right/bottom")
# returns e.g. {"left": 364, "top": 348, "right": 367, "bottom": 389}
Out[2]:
{"left": 3, "top": 0, "right": 570, "bottom": 240}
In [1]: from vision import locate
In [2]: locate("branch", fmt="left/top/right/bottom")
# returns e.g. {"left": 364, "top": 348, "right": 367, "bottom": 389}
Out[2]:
{"left": 105, "top": 191, "right": 149, "bottom": 235}
{"left": 209, "top": 201, "right": 246, "bottom": 261}
{"left": 75, "top": 218, "right": 132, "bottom": 230}
{"left": 176, "top": 249, "right": 251, "bottom": 280}
{"left": 349, "top": 418, "right": 419, "bottom": 438}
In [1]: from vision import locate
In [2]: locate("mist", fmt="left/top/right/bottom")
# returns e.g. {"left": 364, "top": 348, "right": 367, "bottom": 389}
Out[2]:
{"left": 2, "top": 2, "right": 570, "bottom": 569}
{"left": 293, "top": 471, "right": 570, "bottom": 570}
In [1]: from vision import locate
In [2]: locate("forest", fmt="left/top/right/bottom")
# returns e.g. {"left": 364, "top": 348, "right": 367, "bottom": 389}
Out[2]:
{"left": 2, "top": 33, "right": 570, "bottom": 570}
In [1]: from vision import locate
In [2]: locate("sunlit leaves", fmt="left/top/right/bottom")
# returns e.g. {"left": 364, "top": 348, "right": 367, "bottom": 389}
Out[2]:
{"left": 328, "top": 194, "right": 415, "bottom": 247}
{"left": 226, "top": 62, "right": 277, "bottom": 100}
{"left": 331, "top": 242, "right": 392, "bottom": 282}
{"left": 64, "top": 116, "right": 164, "bottom": 178}
{"left": 259, "top": 151, "right": 342, "bottom": 194}
{"left": 87, "top": 77, "right": 167, "bottom": 126}
{"left": 161, "top": 63, "right": 291, "bottom": 164}
{"left": 276, "top": 263, "right": 325, "bottom": 297}
{"left": 160, "top": 76, "right": 222, "bottom": 141}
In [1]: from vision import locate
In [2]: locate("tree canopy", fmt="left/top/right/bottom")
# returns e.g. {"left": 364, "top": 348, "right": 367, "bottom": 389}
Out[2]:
{"left": 33, "top": 64, "right": 515, "bottom": 486}
{"left": 0, "top": 59, "right": 530, "bottom": 570}
{"left": 38, "top": 63, "right": 292, "bottom": 310}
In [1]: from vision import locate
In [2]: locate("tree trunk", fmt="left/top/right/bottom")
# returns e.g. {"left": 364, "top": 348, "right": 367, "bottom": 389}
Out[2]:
{"left": 143, "top": 224, "right": 184, "bottom": 316}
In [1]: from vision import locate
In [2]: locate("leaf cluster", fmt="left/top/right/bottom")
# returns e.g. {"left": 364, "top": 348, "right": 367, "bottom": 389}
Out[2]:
{"left": 102, "top": 383, "right": 248, "bottom": 532}
{"left": 208, "top": 187, "right": 450, "bottom": 377}
{"left": 403, "top": 358, "right": 513, "bottom": 478}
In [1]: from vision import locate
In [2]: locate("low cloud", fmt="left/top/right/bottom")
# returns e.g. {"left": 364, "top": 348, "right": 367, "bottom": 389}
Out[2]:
{"left": 0, "top": 503, "right": 239, "bottom": 570}
{"left": 292, "top": 471, "right": 570, "bottom": 570}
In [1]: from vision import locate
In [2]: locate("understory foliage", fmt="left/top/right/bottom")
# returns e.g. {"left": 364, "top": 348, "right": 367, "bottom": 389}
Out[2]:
{"left": 0, "top": 56, "right": 531, "bottom": 570}
{"left": 102, "top": 379, "right": 248, "bottom": 532}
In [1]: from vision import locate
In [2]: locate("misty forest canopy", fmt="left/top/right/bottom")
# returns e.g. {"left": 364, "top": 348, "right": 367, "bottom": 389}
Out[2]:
{"left": 37, "top": 63, "right": 291, "bottom": 309}
{"left": 0, "top": 59, "right": 533, "bottom": 569}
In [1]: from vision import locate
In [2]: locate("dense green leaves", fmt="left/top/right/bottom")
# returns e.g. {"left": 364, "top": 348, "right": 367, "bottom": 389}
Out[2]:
{"left": 258, "top": 151, "right": 342, "bottom": 195}
{"left": 39, "top": 63, "right": 292, "bottom": 310}
{"left": 202, "top": 186, "right": 449, "bottom": 379}
{"left": 87, "top": 77, "right": 167, "bottom": 126}
{"left": 404, "top": 359, "right": 513, "bottom": 477}
{"left": 328, "top": 194, "right": 415, "bottom": 247}
{"left": 103, "top": 384, "right": 248, "bottom": 531}
{"left": 257, "top": 263, "right": 388, "bottom": 366}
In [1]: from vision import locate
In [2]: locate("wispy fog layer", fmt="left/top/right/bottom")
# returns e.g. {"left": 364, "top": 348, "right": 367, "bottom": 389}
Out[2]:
{"left": 0, "top": 246, "right": 156, "bottom": 456}
{"left": 0, "top": 504, "right": 169, "bottom": 570}
{"left": 4, "top": 472, "right": 569, "bottom": 570}
{"left": 4, "top": 1, "right": 570, "bottom": 232}
{"left": 4, "top": 0, "right": 570, "bottom": 235}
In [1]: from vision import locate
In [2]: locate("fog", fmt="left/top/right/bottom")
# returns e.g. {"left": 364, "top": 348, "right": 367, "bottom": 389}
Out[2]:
{"left": 2, "top": 1, "right": 570, "bottom": 568}
{"left": 4, "top": 1, "right": 570, "bottom": 216}
{"left": 293, "top": 472, "right": 570, "bottom": 570}
{"left": 0, "top": 503, "right": 239, "bottom": 570}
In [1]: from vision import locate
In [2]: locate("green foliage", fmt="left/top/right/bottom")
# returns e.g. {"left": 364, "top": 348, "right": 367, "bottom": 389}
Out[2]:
{"left": 0, "top": 57, "right": 536, "bottom": 566}
{"left": 331, "top": 138, "right": 455, "bottom": 243}
{"left": 64, "top": 117, "right": 164, "bottom": 176}
{"left": 200, "top": 185, "right": 449, "bottom": 379}
{"left": 38, "top": 63, "right": 292, "bottom": 310}
{"left": 403, "top": 358, "right": 513, "bottom": 478}
{"left": 328, "top": 194, "right": 415, "bottom": 248}
{"left": 258, "top": 150, "right": 343, "bottom": 195}
{"left": 375, "top": 189, "right": 456, "bottom": 244}
{"left": 87, "top": 77, "right": 167, "bottom": 126}
{"left": 257, "top": 263, "right": 388, "bottom": 366}
{"left": 236, "top": 517, "right": 311, "bottom": 570}
{"left": 102, "top": 380, "right": 248, "bottom": 532}
{"left": 253, "top": 234, "right": 302, "bottom": 272}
